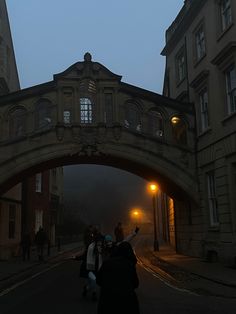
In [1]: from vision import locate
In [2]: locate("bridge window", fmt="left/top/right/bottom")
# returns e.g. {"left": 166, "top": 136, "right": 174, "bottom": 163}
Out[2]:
{"left": 35, "top": 99, "right": 52, "bottom": 130}
{"left": 63, "top": 110, "right": 71, "bottom": 124}
{"left": 80, "top": 97, "right": 93, "bottom": 124}
{"left": 171, "top": 116, "right": 187, "bottom": 145}
{"left": 9, "top": 107, "right": 27, "bottom": 138}
{"left": 124, "top": 102, "right": 141, "bottom": 132}
{"left": 104, "top": 93, "right": 113, "bottom": 125}
{"left": 148, "top": 110, "right": 164, "bottom": 137}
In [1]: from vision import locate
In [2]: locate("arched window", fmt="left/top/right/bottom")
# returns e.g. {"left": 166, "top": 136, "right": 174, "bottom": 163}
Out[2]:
{"left": 35, "top": 98, "right": 52, "bottom": 130}
{"left": 9, "top": 107, "right": 27, "bottom": 138}
{"left": 79, "top": 79, "right": 96, "bottom": 124}
{"left": 171, "top": 115, "right": 187, "bottom": 145}
{"left": 148, "top": 110, "right": 164, "bottom": 137}
{"left": 124, "top": 102, "right": 141, "bottom": 132}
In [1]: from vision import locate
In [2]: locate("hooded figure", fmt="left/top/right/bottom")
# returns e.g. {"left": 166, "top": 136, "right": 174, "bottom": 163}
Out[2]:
{"left": 96, "top": 241, "right": 140, "bottom": 314}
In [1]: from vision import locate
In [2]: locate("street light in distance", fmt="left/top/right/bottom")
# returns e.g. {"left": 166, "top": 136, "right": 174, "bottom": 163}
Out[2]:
{"left": 148, "top": 182, "right": 159, "bottom": 252}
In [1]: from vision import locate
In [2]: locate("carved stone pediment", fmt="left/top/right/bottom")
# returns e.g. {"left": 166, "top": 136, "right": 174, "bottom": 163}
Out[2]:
{"left": 54, "top": 52, "right": 122, "bottom": 82}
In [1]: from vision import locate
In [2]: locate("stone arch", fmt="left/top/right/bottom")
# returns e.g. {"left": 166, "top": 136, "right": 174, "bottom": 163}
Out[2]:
{"left": 35, "top": 98, "right": 53, "bottom": 131}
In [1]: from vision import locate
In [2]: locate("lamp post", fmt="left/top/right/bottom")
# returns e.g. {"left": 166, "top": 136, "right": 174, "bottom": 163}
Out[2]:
{"left": 148, "top": 183, "right": 159, "bottom": 251}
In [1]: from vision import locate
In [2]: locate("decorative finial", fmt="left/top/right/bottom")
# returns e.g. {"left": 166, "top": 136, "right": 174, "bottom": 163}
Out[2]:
{"left": 84, "top": 52, "right": 92, "bottom": 62}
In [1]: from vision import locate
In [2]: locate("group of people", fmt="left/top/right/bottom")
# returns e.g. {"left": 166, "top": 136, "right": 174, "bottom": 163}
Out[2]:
{"left": 20, "top": 227, "right": 48, "bottom": 261}
{"left": 80, "top": 222, "right": 140, "bottom": 314}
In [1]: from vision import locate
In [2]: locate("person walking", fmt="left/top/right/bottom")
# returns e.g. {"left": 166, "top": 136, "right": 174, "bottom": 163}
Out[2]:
{"left": 20, "top": 233, "right": 31, "bottom": 261}
{"left": 35, "top": 227, "right": 48, "bottom": 261}
{"left": 82, "top": 233, "right": 104, "bottom": 301}
{"left": 96, "top": 241, "right": 140, "bottom": 314}
{"left": 114, "top": 222, "right": 124, "bottom": 243}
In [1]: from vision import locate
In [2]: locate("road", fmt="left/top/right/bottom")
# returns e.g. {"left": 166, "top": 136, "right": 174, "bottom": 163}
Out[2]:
{"left": 1, "top": 255, "right": 236, "bottom": 314}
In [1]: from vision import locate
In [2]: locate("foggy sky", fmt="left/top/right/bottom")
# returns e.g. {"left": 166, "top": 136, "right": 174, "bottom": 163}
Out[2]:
{"left": 63, "top": 165, "right": 152, "bottom": 234}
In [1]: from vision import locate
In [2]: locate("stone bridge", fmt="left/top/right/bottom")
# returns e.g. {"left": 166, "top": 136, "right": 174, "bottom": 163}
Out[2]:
{"left": 0, "top": 53, "right": 197, "bottom": 202}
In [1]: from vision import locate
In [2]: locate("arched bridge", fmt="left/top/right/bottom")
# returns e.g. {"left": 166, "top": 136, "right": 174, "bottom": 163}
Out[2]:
{"left": 0, "top": 53, "right": 197, "bottom": 201}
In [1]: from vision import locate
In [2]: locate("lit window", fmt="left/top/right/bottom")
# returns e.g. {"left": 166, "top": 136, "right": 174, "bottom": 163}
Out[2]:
{"left": 195, "top": 25, "right": 205, "bottom": 61}
{"left": 207, "top": 172, "right": 219, "bottom": 226}
{"left": 80, "top": 97, "right": 93, "bottom": 124}
{"left": 221, "top": 0, "right": 232, "bottom": 31}
{"left": 35, "top": 173, "right": 42, "bottom": 193}
{"left": 199, "top": 89, "right": 209, "bottom": 131}
{"left": 171, "top": 116, "right": 187, "bottom": 145}
{"left": 225, "top": 65, "right": 236, "bottom": 114}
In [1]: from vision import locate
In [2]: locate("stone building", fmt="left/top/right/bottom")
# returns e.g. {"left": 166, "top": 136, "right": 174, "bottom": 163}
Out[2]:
{"left": 0, "top": 0, "right": 21, "bottom": 259}
{"left": 0, "top": 0, "right": 63, "bottom": 258}
{"left": 161, "top": 0, "right": 236, "bottom": 264}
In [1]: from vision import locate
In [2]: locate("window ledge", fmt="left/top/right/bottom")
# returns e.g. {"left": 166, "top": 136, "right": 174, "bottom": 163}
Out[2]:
{"left": 176, "top": 77, "right": 186, "bottom": 88}
{"left": 208, "top": 225, "right": 220, "bottom": 232}
{"left": 193, "top": 53, "right": 206, "bottom": 68}
{"left": 198, "top": 127, "right": 212, "bottom": 138}
{"left": 221, "top": 111, "right": 236, "bottom": 125}
{"left": 217, "top": 22, "right": 234, "bottom": 42}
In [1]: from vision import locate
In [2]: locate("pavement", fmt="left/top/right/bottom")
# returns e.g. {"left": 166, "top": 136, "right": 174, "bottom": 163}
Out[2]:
{"left": 151, "top": 243, "right": 236, "bottom": 288}
{"left": 1, "top": 237, "right": 236, "bottom": 298}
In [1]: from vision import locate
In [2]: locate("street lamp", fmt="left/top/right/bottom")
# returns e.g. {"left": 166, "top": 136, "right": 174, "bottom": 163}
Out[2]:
{"left": 130, "top": 208, "right": 141, "bottom": 226}
{"left": 148, "top": 183, "right": 159, "bottom": 251}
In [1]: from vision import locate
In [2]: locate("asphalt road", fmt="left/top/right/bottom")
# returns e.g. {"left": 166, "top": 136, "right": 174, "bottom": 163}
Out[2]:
{"left": 1, "top": 256, "right": 236, "bottom": 314}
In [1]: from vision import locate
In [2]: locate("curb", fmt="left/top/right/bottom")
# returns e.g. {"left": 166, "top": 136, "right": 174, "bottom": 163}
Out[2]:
{"left": 150, "top": 249, "right": 236, "bottom": 289}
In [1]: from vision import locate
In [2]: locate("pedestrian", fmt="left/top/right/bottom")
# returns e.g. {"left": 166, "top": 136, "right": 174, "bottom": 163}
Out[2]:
{"left": 20, "top": 232, "right": 31, "bottom": 261}
{"left": 35, "top": 227, "right": 48, "bottom": 261}
{"left": 83, "top": 224, "right": 95, "bottom": 248}
{"left": 114, "top": 222, "right": 124, "bottom": 243}
{"left": 103, "top": 226, "right": 140, "bottom": 261}
{"left": 96, "top": 241, "right": 140, "bottom": 314}
{"left": 82, "top": 233, "right": 104, "bottom": 301}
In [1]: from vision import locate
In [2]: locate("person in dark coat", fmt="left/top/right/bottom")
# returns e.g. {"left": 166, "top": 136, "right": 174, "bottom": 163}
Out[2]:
{"left": 35, "top": 227, "right": 48, "bottom": 261}
{"left": 20, "top": 233, "right": 31, "bottom": 261}
{"left": 114, "top": 222, "right": 124, "bottom": 243}
{"left": 96, "top": 241, "right": 140, "bottom": 314}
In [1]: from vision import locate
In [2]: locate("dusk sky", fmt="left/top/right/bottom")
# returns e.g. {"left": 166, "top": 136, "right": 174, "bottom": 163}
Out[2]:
{"left": 7, "top": 0, "right": 183, "bottom": 93}
{"left": 6, "top": 0, "right": 184, "bottom": 231}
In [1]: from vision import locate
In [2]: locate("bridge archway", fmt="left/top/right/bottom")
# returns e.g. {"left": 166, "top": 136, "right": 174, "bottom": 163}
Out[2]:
{"left": 0, "top": 53, "right": 198, "bottom": 203}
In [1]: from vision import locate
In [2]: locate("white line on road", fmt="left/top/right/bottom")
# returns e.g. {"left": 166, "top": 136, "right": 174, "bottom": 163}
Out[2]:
{"left": 0, "top": 261, "right": 64, "bottom": 297}
{"left": 137, "top": 258, "right": 199, "bottom": 296}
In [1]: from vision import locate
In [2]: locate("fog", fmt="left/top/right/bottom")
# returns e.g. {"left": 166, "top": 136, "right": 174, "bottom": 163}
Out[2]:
{"left": 63, "top": 165, "right": 152, "bottom": 234}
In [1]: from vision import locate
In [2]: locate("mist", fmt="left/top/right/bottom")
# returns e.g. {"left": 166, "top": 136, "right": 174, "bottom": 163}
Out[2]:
{"left": 63, "top": 165, "right": 152, "bottom": 234}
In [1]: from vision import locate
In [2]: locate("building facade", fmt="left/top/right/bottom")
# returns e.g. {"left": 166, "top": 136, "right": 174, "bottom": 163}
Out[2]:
{"left": 0, "top": 0, "right": 63, "bottom": 259}
{"left": 162, "top": 0, "right": 236, "bottom": 264}
{"left": 0, "top": 0, "right": 21, "bottom": 259}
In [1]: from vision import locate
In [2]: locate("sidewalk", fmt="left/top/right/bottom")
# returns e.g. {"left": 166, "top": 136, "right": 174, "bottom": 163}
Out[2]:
{"left": 0, "top": 241, "right": 83, "bottom": 282}
{"left": 151, "top": 243, "right": 236, "bottom": 288}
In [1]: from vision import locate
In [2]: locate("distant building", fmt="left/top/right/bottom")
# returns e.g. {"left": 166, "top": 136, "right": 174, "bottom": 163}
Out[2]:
{"left": 0, "top": 0, "right": 21, "bottom": 259}
{"left": 162, "top": 0, "right": 236, "bottom": 264}
{"left": 22, "top": 168, "right": 64, "bottom": 247}
{"left": 0, "top": 0, "right": 63, "bottom": 259}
